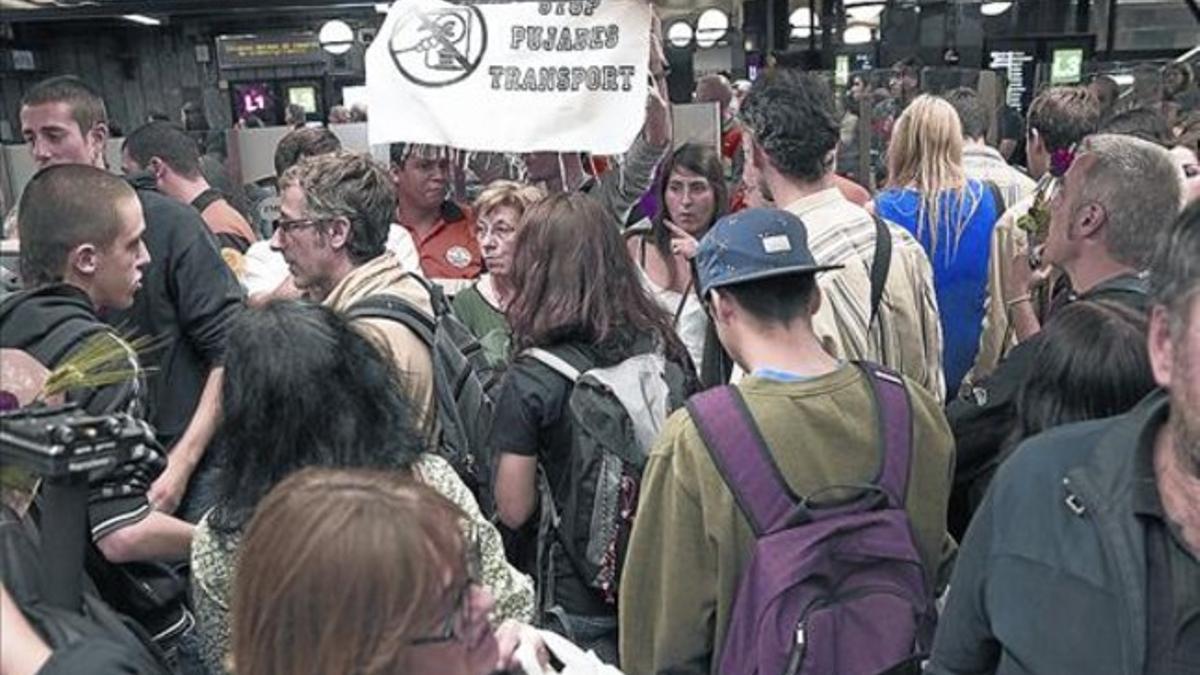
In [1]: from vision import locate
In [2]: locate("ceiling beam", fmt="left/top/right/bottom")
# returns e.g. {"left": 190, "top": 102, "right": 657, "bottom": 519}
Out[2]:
{"left": 0, "top": 0, "right": 384, "bottom": 22}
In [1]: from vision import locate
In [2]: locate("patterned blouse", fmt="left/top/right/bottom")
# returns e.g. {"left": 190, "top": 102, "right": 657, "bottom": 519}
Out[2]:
{"left": 189, "top": 454, "right": 534, "bottom": 674}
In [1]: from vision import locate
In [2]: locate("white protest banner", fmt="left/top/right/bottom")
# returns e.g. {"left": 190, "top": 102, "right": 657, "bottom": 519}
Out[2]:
{"left": 366, "top": 0, "right": 651, "bottom": 154}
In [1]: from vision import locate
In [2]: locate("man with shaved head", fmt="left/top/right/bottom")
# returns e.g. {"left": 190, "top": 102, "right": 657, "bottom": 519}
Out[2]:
{"left": 0, "top": 164, "right": 196, "bottom": 652}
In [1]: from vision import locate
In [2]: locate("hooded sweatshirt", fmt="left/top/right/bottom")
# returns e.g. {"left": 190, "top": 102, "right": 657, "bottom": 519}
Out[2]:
{"left": 0, "top": 283, "right": 141, "bottom": 416}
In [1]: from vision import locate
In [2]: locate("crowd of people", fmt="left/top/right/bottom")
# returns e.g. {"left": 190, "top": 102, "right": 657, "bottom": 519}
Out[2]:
{"left": 1, "top": 35, "right": 1199, "bottom": 675}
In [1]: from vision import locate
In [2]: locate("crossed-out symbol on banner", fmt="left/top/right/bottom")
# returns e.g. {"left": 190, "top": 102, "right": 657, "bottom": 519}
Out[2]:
{"left": 389, "top": 4, "right": 488, "bottom": 87}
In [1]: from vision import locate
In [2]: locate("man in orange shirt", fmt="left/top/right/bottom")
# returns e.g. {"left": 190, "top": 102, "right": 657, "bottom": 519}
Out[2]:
{"left": 389, "top": 143, "right": 480, "bottom": 291}
{"left": 122, "top": 122, "right": 257, "bottom": 255}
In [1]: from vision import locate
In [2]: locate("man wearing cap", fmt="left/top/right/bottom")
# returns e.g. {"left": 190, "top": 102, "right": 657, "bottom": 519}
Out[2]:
{"left": 619, "top": 208, "right": 955, "bottom": 674}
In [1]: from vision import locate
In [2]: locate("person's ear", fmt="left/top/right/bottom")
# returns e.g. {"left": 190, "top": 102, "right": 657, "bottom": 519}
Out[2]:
{"left": 749, "top": 135, "right": 770, "bottom": 173}
{"left": 326, "top": 216, "right": 352, "bottom": 251}
{"left": 808, "top": 284, "right": 823, "bottom": 316}
{"left": 1147, "top": 305, "right": 1175, "bottom": 389}
{"left": 709, "top": 289, "right": 737, "bottom": 326}
{"left": 1028, "top": 128, "right": 1043, "bottom": 155}
{"left": 148, "top": 157, "right": 168, "bottom": 182}
{"left": 1074, "top": 201, "right": 1107, "bottom": 240}
{"left": 87, "top": 121, "right": 109, "bottom": 148}
{"left": 68, "top": 243, "right": 99, "bottom": 278}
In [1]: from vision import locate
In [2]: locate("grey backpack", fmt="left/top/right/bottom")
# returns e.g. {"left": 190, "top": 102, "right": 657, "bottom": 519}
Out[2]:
{"left": 523, "top": 344, "right": 688, "bottom": 611}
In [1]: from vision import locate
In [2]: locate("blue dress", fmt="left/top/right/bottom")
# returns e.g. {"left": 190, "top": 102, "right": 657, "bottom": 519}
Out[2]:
{"left": 875, "top": 180, "right": 1001, "bottom": 395}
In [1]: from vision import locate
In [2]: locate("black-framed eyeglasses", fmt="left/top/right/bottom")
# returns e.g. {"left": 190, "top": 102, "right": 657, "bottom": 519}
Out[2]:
{"left": 271, "top": 217, "right": 325, "bottom": 236}
{"left": 407, "top": 579, "right": 477, "bottom": 646}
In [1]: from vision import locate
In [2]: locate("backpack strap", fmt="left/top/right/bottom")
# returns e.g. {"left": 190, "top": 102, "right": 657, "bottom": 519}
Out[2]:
{"left": 855, "top": 362, "right": 914, "bottom": 507}
{"left": 343, "top": 292, "right": 436, "bottom": 348}
{"left": 869, "top": 215, "right": 893, "bottom": 326}
{"left": 521, "top": 345, "right": 600, "bottom": 384}
{"left": 687, "top": 386, "right": 799, "bottom": 536}
{"left": 189, "top": 188, "right": 225, "bottom": 214}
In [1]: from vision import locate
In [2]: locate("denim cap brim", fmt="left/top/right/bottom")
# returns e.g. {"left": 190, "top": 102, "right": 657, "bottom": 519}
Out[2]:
{"left": 695, "top": 207, "right": 844, "bottom": 296}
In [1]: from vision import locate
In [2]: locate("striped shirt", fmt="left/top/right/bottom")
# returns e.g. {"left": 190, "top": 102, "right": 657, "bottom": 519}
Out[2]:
{"left": 784, "top": 188, "right": 946, "bottom": 402}
{"left": 962, "top": 144, "right": 1036, "bottom": 211}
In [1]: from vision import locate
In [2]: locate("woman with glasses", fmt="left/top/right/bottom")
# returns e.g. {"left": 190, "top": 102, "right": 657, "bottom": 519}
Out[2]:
{"left": 231, "top": 468, "right": 548, "bottom": 675}
{"left": 190, "top": 301, "right": 533, "bottom": 674}
{"left": 452, "top": 181, "right": 546, "bottom": 368}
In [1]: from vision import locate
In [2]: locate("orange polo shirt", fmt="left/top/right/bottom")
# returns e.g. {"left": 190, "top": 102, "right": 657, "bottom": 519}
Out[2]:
{"left": 400, "top": 201, "right": 482, "bottom": 280}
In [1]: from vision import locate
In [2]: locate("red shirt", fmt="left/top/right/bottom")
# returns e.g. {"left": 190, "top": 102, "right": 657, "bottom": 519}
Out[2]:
{"left": 401, "top": 201, "right": 482, "bottom": 280}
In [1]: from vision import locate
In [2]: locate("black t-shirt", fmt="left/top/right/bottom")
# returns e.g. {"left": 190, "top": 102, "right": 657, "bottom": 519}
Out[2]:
{"left": 489, "top": 344, "right": 612, "bottom": 617}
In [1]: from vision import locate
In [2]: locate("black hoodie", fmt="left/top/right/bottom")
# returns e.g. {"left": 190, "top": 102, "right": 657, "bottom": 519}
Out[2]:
{"left": 0, "top": 283, "right": 140, "bottom": 416}
{"left": 0, "top": 283, "right": 192, "bottom": 647}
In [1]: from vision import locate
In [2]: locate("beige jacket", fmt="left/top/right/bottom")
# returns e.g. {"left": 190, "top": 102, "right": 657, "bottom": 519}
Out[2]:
{"left": 323, "top": 251, "right": 437, "bottom": 437}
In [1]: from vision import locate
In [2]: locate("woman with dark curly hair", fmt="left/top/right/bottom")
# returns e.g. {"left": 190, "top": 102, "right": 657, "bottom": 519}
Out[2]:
{"left": 191, "top": 301, "right": 533, "bottom": 674}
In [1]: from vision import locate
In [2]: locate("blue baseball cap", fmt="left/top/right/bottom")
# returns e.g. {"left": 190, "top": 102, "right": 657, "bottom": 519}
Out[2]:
{"left": 694, "top": 208, "right": 842, "bottom": 297}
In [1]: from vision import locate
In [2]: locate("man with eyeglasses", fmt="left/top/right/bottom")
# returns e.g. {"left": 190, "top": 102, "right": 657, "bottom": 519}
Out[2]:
{"left": 18, "top": 75, "right": 244, "bottom": 524}
{"left": 270, "top": 150, "right": 438, "bottom": 437}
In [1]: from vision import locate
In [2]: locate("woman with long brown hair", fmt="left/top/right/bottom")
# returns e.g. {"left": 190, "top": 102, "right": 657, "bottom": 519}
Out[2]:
{"left": 625, "top": 143, "right": 728, "bottom": 372}
{"left": 231, "top": 468, "right": 546, "bottom": 675}
{"left": 489, "top": 192, "right": 695, "bottom": 660}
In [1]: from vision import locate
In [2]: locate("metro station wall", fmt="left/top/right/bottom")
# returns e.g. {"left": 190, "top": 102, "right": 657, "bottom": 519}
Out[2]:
{"left": 0, "top": 23, "right": 327, "bottom": 143}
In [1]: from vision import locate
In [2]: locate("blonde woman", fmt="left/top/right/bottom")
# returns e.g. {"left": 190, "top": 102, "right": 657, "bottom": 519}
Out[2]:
{"left": 451, "top": 180, "right": 546, "bottom": 367}
{"left": 874, "top": 94, "right": 1004, "bottom": 394}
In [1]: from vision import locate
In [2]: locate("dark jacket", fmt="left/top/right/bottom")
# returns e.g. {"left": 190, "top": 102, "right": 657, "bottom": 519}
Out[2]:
{"left": 0, "top": 285, "right": 192, "bottom": 648}
{"left": 946, "top": 273, "right": 1150, "bottom": 539}
{"left": 0, "top": 284, "right": 140, "bottom": 415}
{"left": 107, "top": 175, "right": 244, "bottom": 445}
{"left": 929, "top": 390, "right": 1167, "bottom": 675}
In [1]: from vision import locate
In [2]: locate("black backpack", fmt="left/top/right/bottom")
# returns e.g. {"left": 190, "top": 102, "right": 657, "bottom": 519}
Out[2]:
{"left": 0, "top": 505, "right": 172, "bottom": 674}
{"left": 345, "top": 276, "right": 500, "bottom": 511}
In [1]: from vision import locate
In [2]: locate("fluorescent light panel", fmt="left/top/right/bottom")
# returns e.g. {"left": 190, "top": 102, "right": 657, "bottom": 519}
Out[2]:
{"left": 122, "top": 13, "right": 161, "bottom": 26}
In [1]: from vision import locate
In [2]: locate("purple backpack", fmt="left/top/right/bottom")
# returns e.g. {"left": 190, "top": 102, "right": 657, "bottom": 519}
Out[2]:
{"left": 687, "top": 362, "right": 935, "bottom": 675}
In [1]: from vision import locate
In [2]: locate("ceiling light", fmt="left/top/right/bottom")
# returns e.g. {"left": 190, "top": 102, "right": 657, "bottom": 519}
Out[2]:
{"left": 666, "top": 21, "right": 694, "bottom": 48}
{"left": 789, "top": 7, "right": 819, "bottom": 28}
{"left": 375, "top": 2, "right": 391, "bottom": 13}
{"left": 319, "top": 19, "right": 355, "bottom": 55}
{"left": 122, "top": 14, "right": 161, "bottom": 26}
{"left": 981, "top": 2, "right": 1013, "bottom": 16}
{"left": 843, "top": 25, "right": 874, "bottom": 45}
{"left": 845, "top": 1, "right": 884, "bottom": 22}
{"left": 695, "top": 8, "right": 729, "bottom": 48}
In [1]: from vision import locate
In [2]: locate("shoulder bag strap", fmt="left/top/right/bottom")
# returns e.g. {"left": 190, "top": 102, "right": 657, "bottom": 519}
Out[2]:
{"left": 687, "top": 386, "right": 801, "bottom": 535}
{"left": 854, "top": 362, "right": 915, "bottom": 507}
{"left": 343, "top": 293, "right": 436, "bottom": 348}
{"left": 869, "top": 215, "right": 893, "bottom": 326}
